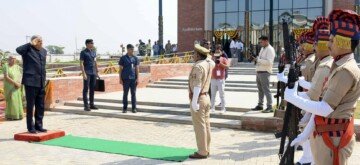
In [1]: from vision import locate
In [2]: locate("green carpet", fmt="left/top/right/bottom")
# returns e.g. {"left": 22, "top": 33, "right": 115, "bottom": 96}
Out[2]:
{"left": 39, "top": 135, "right": 196, "bottom": 162}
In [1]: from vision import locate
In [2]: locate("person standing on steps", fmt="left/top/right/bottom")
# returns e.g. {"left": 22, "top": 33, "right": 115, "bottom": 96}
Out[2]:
{"left": 250, "top": 36, "right": 275, "bottom": 113}
{"left": 16, "top": 35, "right": 47, "bottom": 134}
{"left": 188, "top": 44, "right": 215, "bottom": 159}
{"left": 80, "top": 39, "right": 99, "bottom": 112}
{"left": 119, "top": 44, "right": 139, "bottom": 113}
{"left": 210, "top": 50, "right": 229, "bottom": 114}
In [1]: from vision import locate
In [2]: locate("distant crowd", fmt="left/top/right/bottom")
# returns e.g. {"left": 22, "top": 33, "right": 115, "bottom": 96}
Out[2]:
{"left": 133, "top": 39, "right": 177, "bottom": 56}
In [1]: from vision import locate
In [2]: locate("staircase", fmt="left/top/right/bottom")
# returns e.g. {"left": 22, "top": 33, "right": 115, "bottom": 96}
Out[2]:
{"left": 51, "top": 63, "right": 278, "bottom": 130}
{"left": 147, "top": 65, "right": 278, "bottom": 93}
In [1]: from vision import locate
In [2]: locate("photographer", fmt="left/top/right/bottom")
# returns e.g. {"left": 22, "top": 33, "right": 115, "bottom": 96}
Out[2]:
{"left": 210, "top": 50, "right": 230, "bottom": 114}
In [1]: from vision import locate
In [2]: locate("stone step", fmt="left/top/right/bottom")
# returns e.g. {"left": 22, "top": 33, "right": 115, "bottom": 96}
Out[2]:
{"left": 161, "top": 78, "right": 261, "bottom": 84}
{"left": 153, "top": 81, "right": 276, "bottom": 88}
{"left": 65, "top": 101, "right": 246, "bottom": 120}
{"left": 52, "top": 106, "right": 242, "bottom": 129}
{"left": 146, "top": 84, "right": 277, "bottom": 93}
{"left": 227, "top": 72, "right": 277, "bottom": 75}
{"left": 229, "top": 68, "right": 278, "bottom": 71}
{"left": 77, "top": 97, "right": 250, "bottom": 112}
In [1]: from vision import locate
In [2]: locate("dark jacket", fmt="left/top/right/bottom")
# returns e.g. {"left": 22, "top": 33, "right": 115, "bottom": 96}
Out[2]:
{"left": 16, "top": 43, "right": 47, "bottom": 88}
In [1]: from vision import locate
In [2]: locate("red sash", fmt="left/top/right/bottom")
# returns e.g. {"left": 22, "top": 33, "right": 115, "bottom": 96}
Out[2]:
{"left": 314, "top": 115, "right": 354, "bottom": 165}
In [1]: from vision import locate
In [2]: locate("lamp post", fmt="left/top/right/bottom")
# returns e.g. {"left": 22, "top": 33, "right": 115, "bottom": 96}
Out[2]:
{"left": 159, "top": 0, "right": 164, "bottom": 50}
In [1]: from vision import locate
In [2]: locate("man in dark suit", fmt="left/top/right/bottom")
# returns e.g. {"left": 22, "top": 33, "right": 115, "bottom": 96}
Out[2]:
{"left": 16, "top": 35, "right": 47, "bottom": 134}
{"left": 80, "top": 39, "right": 99, "bottom": 111}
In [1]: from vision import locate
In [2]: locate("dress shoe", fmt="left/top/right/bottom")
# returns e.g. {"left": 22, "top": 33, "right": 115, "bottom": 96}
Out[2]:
{"left": 295, "top": 162, "right": 311, "bottom": 165}
{"left": 123, "top": 109, "right": 127, "bottom": 113}
{"left": 189, "top": 152, "right": 208, "bottom": 159}
{"left": 84, "top": 107, "right": 91, "bottom": 112}
{"left": 251, "top": 106, "right": 263, "bottom": 111}
{"left": 90, "top": 105, "right": 99, "bottom": 110}
{"left": 262, "top": 108, "right": 274, "bottom": 113}
{"left": 36, "top": 128, "right": 48, "bottom": 132}
{"left": 28, "top": 129, "right": 37, "bottom": 134}
{"left": 132, "top": 109, "right": 137, "bottom": 113}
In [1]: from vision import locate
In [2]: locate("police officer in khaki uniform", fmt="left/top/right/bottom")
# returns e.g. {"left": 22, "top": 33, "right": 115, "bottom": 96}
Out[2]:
{"left": 298, "top": 31, "right": 317, "bottom": 82}
{"left": 285, "top": 9, "right": 360, "bottom": 165}
{"left": 188, "top": 44, "right": 215, "bottom": 159}
{"left": 284, "top": 16, "right": 333, "bottom": 165}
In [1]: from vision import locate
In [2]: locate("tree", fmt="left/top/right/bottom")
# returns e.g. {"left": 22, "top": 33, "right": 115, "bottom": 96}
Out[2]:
{"left": 46, "top": 45, "right": 65, "bottom": 54}
{"left": 0, "top": 50, "right": 10, "bottom": 65}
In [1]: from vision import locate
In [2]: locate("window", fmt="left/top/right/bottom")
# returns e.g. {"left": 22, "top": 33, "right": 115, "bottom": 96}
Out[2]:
{"left": 308, "top": 0, "right": 323, "bottom": 8}
{"left": 252, "top": 11, "right": 265, "bottom": 28}
{"left": 214, "top": 13, "right": 226, "bottom": 29}
{"left": 214, "top": 0, "right": 226, "bottom": 12}
{"left": 226, "top": 0, "right": 238, "bottom": 12}
{"left": 227, "top": 12, "right": 239, "bottom": 28}
{"left": 308, "top": 8, "right": 323, "bottom": 22}
{"left": 239, "top": 12, "right": 245, "bottom": 26}
{"left": 293, "top": 0, "right": 307, "bottom": 9}
{"left": 239, "top": 0, "right": 246, "bottom": 11}
{"left": 266, "top": 0, "right": 279, "bottom": 10}
{"left": 252, "top": 0, "right": 265, "bottom": 11}
{"left": 279, "top": 0, "right": 292, "bottom": 9}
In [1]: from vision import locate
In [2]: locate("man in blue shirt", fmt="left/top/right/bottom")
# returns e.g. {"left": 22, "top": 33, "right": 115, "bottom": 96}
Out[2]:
{"left": 119, "top": 44, "right": 139, "bottom": 113}
{"left": 80, "top": 39, "right": 99, "bottom": 111}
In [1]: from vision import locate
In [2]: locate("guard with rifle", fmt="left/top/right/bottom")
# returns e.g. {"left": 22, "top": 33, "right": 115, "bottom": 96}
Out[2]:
{"left": 298, "top": 31, "right": 317, "bottom": 83}
{"left": 278, "top": 16, "right": 333, "bottom": 165}
{"left": 284, "top": 9, "right": 360, "bottom": 165}
{"left": 276, "top": 18, "right": 302, "bottom": 165}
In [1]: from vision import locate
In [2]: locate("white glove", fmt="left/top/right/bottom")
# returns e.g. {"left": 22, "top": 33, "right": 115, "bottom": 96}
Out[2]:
{"left": 191, "top": 86, "right": 201, "bottom": 112}
{"left": 298, "top": 77, "right": 311, "bottom": 89}
{"left": 284, "top": 82, "right": 333, "bottom": 117}
{"left": 299, "top": 112, "right": 312, "bottom": 126}
{"left": 277, "top": 72, "right": 288, "bottom": 83}
{"left": 291, "top": 114, "right": 315, "bottom": 147}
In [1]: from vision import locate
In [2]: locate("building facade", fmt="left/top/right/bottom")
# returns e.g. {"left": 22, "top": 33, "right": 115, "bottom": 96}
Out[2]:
{"left": 178, "top": 0, "right": 357, "bottom": 57}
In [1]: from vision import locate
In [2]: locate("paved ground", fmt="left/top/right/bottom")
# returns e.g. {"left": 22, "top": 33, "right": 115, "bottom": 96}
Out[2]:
{"left": 1, "top": 112, "right": 359, "bottom": 165}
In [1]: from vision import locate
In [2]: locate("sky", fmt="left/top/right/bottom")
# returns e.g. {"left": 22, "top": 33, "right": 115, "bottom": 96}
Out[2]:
{"left": 0, "top": 0, "right": 177, "bottom": 54}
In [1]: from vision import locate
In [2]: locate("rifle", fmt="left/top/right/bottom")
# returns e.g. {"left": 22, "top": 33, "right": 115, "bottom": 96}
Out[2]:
{"left": 278, "top": 19, "right": 301, "bottom": 165}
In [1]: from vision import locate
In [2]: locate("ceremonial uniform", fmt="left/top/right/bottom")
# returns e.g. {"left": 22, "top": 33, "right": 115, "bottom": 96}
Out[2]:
{"left": 299, "top": 31, "right": 317, "bottom": 82}
{"left": 297, "top": 17, "right": 332, "bottom": 165}
{"left": 188, "top": 44, "right": 215, "bottom": 158}
{"left": 285, "top": 10, "right": 360, "bottom": 165}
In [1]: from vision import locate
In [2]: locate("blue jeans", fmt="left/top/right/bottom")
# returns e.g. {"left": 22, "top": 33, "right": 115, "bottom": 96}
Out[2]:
{"left": 83, "top": 74, "right": 96, "bottom": 108}
{"left": 122, "top": 79, "right": 137, "bottom": 110}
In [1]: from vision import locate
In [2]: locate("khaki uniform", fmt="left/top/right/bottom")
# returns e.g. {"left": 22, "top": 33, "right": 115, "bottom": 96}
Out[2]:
{"left": 307, "top": 55, "right": 333, "bottom": 101}
{"left": 312, "top": 54, "right": 360, "bottom": 165}
{"left": 188, "top": 58, "right": 214, "bottom": 156}
{"left": 301, "top": 53, "right": 316, "bottom": 81}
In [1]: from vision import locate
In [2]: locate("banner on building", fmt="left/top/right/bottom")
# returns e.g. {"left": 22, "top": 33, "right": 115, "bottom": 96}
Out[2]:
{"left": 214, "top": 30, "right": 238, "bottom": 39}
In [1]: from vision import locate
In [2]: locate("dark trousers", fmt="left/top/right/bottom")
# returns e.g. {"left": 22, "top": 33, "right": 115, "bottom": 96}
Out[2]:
{"left": 122, "top": 79, "right": 137, "bottom": 110}
{"left": 83, "top": 74, "right": 96, "bottom": 108}
{"left": 25, "top": 85, "right": 45, "bottom": 131}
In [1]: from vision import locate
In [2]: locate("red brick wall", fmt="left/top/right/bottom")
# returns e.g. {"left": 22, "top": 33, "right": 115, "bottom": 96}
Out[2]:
{"left": 333, "top": 0, "right": 355, "bottom": 10}
{"left": 46, "top": 63, "right": 193, "bottom": 108}
{"left": 178, "top": 0, "right": 206, "bottom": 52}
{"left": 148, "top": 64, "right": 192, "bottom": 82}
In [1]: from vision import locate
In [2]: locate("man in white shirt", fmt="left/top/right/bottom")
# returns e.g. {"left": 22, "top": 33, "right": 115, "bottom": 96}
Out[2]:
{"left": 250, "top": 36, "right": 276, "bottom": 113}
{"left": 230, "top": 39, "right": 236, "bottom": 58}
{"left": 235, "top": 39, "right": 244, "bottom": 62}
